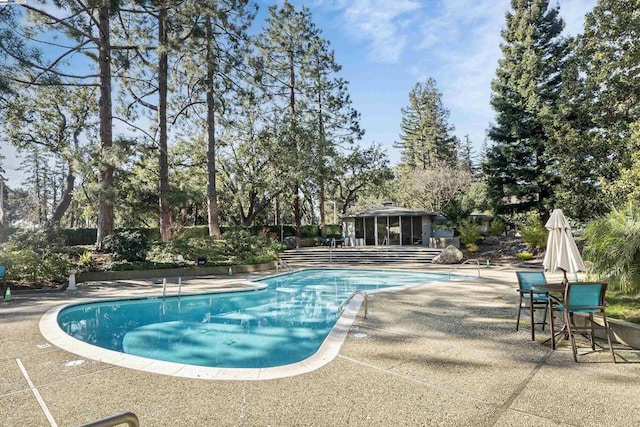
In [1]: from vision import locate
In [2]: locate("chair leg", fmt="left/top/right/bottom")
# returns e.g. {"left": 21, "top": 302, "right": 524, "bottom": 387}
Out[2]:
{"left": 602, "top": 312, "right": 617, "bottom": 363}
{"left": 529, "top": 298, "right": 536, "bottom": 341}
{"left": 541, "top": 304, "right": 548, "bottom": 331}
{"left": 516, "top": 294, "right": 523, "bottom": 331}
{"left": 549, "top": 300, "right": 556, "bottom": 350}
{"left": 567, "top": 311, "right": 578, "bottom": 362}
{"left": 589, "top": 313, "right": 596, "bottom": 351}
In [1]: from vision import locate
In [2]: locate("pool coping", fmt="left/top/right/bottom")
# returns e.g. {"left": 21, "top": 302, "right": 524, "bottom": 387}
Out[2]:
{"left": 39, "top": 270, "right": 452, "bottom": 381}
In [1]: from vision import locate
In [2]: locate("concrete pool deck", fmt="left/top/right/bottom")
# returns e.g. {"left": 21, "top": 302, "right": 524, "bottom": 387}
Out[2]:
{"left": 1, "top": 265, "right": 640, "bottom": 426}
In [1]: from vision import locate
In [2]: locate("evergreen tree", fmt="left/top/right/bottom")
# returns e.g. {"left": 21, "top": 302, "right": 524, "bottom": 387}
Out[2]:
{"left": 255, "top": 1, "right": 320, "bottom": 240}
{"left": 394, "top": 78, "right": 459, "bottom": 170}
{"left": 305, "top": 36, "right": 362, "bottom": 237}
{"left": 483, "top": 0, "right": 569, "bottom": 218}
{"left": 558, "top": 0, "right": 640, "bottom": 216}
{"left": 114, "top": 0, "right": 185, "bottom": 242}
{"left": 0, "top": 2, "right": 122, "bottom": 248}
{"left": 174, "top": 0, "right": 256, "bottom": 237}
{"left": 458, "top": 134, "right": 477, "bottom": 175}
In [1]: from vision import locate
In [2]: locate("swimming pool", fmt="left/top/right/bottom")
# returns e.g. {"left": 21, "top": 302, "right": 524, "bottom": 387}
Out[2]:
{"left": 41, "top": 268, "right": 449, "bottom": 379}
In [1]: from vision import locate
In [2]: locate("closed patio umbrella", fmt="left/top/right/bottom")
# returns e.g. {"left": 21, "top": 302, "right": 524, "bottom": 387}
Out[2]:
{"left": 543, "top": 209, "right": 586, "bottom": 284}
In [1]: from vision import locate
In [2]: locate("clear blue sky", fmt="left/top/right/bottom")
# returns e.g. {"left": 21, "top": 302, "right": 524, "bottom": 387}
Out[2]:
{"left": 1, "top": 0, "right": 596, "bottom": 187}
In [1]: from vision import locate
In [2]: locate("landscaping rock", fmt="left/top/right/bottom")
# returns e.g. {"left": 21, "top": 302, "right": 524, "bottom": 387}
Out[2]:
{"left": 432, "top": 245, "right": 464, "bottom": 264}
{"left": 483, "top": 235, "right": 500, "bottom": 245}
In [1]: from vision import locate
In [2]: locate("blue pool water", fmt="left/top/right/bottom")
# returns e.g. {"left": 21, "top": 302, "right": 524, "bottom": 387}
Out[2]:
{"left": 57, "top": 268, "right": 448, "bottom": 368}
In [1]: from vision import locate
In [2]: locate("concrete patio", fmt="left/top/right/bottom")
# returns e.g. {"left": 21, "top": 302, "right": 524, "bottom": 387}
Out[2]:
{"left": 1, "top": 265, "right": 639, "bottom": 426}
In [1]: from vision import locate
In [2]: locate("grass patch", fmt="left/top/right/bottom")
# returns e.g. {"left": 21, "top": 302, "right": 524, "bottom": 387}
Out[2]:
{"left": 606, "top": 291, "right": 640, "bottom": 324}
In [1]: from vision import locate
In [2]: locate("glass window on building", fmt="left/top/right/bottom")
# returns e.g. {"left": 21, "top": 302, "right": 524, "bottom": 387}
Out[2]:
{"left": 376, "top": 216, "right": 388, "bottom": 245}
{"left": 401, "top": 216, "right": 412, "bottom": 245}
{"left": 355, "top": 217, "right": 364, "bottom": 239}
{"left": 365, "top": 217, "right": 375, "bottom": 245}
{"left": 412, "top": 216, "right": 422, "bottom": 245}
{"left": 389, "top": 216, "right": 400, "bottom": 245}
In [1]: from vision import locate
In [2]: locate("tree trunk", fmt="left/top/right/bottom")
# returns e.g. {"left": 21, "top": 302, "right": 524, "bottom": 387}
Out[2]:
{"left": 158, "top": 6, "right": 171, "bottom": 242}
{"left": 317, "top": 81, "right": 326, "bottom": 238}
{"left": 47, "top": 163, "right": 75, "bottom": 228}
{"left": 289, "top": 49, "right": 301, "bottom": 244}
{"left": 95, "top": 5, "right": 114, "bottom": 250}
{"left": 205, "top": 17, "right": 221, "bottom": 239}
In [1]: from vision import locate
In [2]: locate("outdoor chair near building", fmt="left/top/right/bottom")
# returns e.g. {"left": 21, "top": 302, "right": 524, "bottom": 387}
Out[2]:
{"left": 1, "top": 265, "right": 7, "bottom": 301}
{"left": 549, "top": 282, "right": 616, "bottom": 363}
{"left": 515, "top": 271, "right": 549, "bottom": 341}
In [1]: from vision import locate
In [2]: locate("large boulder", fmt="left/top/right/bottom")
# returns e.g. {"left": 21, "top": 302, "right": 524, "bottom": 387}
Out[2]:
{"left": 432, "top": 245, "right": 464, "bottom": 264}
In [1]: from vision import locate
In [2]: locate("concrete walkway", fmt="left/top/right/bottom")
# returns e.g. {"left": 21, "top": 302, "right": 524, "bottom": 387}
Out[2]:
{"left": 1, "top": 265, "right": 639, "bottom": 426}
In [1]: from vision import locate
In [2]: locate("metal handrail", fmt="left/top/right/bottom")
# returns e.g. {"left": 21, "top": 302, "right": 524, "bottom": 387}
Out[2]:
{"left": 338, "top": 290, "right": 368, "bottom": 319}
{"left": 448, "top": 259, "right": 481, "bottom": 279}
{"left": 329, "top": 238, "right": 336, "bottom": 263}
{"left": 80, "top": 412, "right": 139, "bottom": 427}
{"left": 277, "top": 259, "right": 293, "bottom": 273}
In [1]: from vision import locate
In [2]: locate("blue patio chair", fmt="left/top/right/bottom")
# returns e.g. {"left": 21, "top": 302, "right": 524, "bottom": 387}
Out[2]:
{"left": 516, "top": 271, "right": 549, "bottom": 341}
{"left": 553, "top": 282, "right": 616, "bottom": 363}
{"left": 0, "top": 265, "right": 7, "bottom": 301}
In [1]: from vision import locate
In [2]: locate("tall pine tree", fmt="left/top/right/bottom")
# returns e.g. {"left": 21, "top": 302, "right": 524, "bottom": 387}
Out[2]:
{"left": 562, "top": 0, "right": 640, "bottom": 214}
{"left": 394, "top": 78, "right": 459, "bottom": 170}
{"left": 483, "top": 0, "right": 568, "bottom": 218}
{"left": 255, "top": 1, "right": 320, "bottom": 240}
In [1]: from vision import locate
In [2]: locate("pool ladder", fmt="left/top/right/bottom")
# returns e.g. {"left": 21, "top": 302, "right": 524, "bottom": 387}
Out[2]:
{"left": 162, "top": 277, "right": 183, "bottom": 299}
{"left": 448, "top": 259, "right": 481, "bottom": 279}
{"left": 277, "top": 259, "right": 294, "bottom": 273}
{"left": 338, "top": 290, "right": 368, "bottom": 319}
{"left": 80, "top": 412, "right": 139, "bottom": 427}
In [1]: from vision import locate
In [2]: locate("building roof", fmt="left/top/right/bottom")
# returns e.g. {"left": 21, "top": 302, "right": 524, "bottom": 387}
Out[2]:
{"left": 345, "top": 206, "right": 441, "bottom": 218}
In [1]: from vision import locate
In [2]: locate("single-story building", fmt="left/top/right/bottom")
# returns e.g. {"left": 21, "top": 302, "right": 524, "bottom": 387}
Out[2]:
{"left": 341, "top": 204, "right": 457, "bottom": 248}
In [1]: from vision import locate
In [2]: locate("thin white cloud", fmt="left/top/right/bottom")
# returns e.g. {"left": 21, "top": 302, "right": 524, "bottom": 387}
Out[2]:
{"left": 331, "top": 0, "right": 423, "bottom": 64}
{"left": 408, "top": 0, "right": 596, "bottom": 146}
{"left": 558, "top": 0, "right": 597, "bottom": 36}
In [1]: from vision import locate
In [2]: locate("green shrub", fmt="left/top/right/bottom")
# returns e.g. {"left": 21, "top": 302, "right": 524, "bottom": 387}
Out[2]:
{"left": 147, "top": 230, "right": 282, "bottom": 267}
{"left": 517, "top": 251, "right": 533, "bottom": 261}
{"left": 154, "top": 237, "right": 228, "bottom": 265}
{"left": 176, "top": 226, "right": 210, "bottom": 239}
{"left": 326, "top": 224, "right": 342, "bottom": 236}
{"left": 79, "top": 251, "right": 92, "bottom": 266}
{"left": 0, "top": 243, "right": 71, "bottom": 284}
{"left": 458, "top": 220, "right": 482, "bottom": 247}
{"left": 300, "top": 225, "right": 319, "bottom": 238}
{"left": 0, "top": 229, "right": 72, "bottom": 283}
{"left": 583, "top": 205, "right": 640, "bottom": 293}
{"left": 487, "top": 218, "right": 506, "bottom": 236}
{"left": 466, "top": 243, "right": 479, "bottom": 253}
{"left": 519, "top": 212, "right": 547, "bottom": 250}
{"left": 58, "top": 228, "right": 97, "bottom": 246}
{"left": 104, "top": 230, "right": 149, "bottom": 262}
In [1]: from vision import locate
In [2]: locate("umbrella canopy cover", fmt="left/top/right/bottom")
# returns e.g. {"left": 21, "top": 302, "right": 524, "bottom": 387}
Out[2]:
{"left": 543, "top": 209, "right": 586, "bottom": 274}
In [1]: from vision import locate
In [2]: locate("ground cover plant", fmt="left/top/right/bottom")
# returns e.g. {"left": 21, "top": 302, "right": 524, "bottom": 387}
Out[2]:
{"left": 0, "top": 227, "right": 283, "bottom": 285}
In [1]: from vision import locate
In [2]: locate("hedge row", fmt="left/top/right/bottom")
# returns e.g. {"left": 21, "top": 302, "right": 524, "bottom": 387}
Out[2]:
{"left": 58, "top": 224, "right": 343, "bottom": 246}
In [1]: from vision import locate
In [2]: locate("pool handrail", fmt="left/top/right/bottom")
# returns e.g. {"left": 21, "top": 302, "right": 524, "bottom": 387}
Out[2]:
{"left": 80, "top": 412, "right": 139, "bottom": 427}
{"left": 338, "top": 289, "right": 368, "bottom": 319}
{"left": 277, "top": 259, "right": 293, "bottom": 273}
